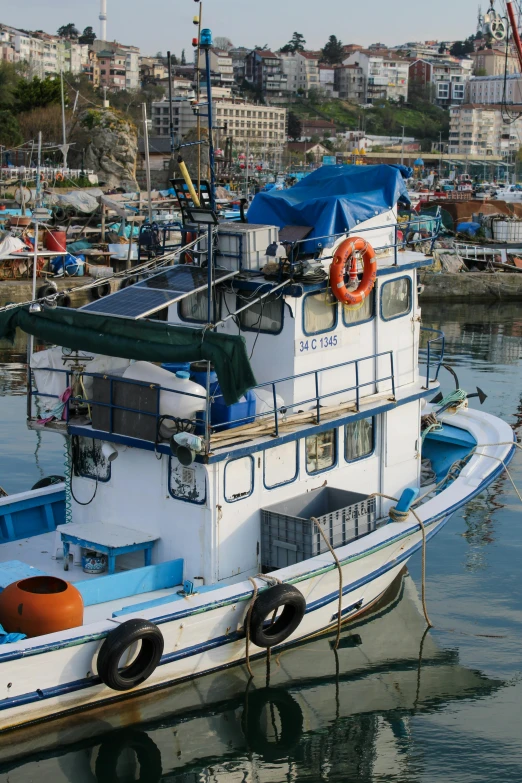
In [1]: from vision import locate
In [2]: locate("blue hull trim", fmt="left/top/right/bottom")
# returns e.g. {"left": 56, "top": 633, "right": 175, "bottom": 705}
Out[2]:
{"left": 0, "top": 438, "right": 515, "bottom": 718}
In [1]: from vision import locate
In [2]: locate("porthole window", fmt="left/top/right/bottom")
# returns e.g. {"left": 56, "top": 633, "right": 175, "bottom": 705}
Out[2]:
{"left": 306, "top": 429, "right": 336, "bottom": 474}
{"left": 345, "top": 417, "right": 375, "bottom": 462}
{"left": 224, "top": 456, "right": 254, "bottom": 502}
{"left": 303, "top": 291, "right": 337, "bottom": 335}
{"left": 381, "top": 277, "right": 412, "bottom": 321}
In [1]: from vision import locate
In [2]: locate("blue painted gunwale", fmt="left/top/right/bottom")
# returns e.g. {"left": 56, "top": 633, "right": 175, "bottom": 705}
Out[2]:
{"left": 68, "top": 385, "right": 436, "bottom": 465}
{"left": 0, "top": 433, "right": 515, "bottom": 674}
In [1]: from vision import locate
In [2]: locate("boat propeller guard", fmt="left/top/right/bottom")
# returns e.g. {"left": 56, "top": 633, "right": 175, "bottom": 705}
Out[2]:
{"left": 329, "top": 237, "right": 377, "bottom": 306}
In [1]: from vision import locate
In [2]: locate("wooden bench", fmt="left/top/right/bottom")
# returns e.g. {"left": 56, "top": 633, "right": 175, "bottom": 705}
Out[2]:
{"left": 57, "top": 522, "right": 158, "bottom": 575}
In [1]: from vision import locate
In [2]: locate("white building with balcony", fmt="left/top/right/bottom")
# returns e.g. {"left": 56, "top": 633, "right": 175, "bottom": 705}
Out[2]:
{"left": 280, "top": 51, "right": 321, "bottom": 97}
{"left": 343, "top": 50, "right": 409, "bottom": 103}
{"left": 448, "top": 104, "right": 522, "bottom": 157}
{"left": 467, "top": 74, "right": 522, "bottom": 107}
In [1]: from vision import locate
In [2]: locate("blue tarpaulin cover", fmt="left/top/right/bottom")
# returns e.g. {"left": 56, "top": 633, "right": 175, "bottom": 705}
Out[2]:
{"left": 247, "top": 164, "right": 411, "bottom": 252}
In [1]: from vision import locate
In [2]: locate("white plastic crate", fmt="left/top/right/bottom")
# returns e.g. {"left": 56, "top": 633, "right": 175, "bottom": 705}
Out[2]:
{"left": 199, "top": 223, "right": 279, "bottom": 271}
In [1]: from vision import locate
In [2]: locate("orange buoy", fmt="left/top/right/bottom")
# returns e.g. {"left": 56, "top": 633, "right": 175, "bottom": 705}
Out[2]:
{"left": 0, "top": 576, "right": 83, "bottom": 638}
{"left": 329, "top": 237, "right": 377, "bottom": 306}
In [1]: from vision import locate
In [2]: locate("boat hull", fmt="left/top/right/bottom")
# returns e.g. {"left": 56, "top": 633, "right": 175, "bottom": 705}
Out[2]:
{"left": 0, "top": 516, "right": 445, "bottom": 732}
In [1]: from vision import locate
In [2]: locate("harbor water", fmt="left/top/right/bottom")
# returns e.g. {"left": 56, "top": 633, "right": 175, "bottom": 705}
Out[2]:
{"left": 0, "top": 301, "right": 521, "bottom": 781}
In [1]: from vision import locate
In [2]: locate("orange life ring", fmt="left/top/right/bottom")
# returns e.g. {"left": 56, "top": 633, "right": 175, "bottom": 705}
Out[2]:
{"left": 55, "top": 172, "right": 64, "bottom": 182}
{"left": 329, "top": 237, "right": 377, "bottom": 305}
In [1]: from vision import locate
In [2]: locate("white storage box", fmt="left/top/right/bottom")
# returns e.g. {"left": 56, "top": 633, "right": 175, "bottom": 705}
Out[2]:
{"left": 492, "top": 220, "right": 522, "bottom": 243}
{"left": 200, "top": 223, "right": 280, "bottom": 271}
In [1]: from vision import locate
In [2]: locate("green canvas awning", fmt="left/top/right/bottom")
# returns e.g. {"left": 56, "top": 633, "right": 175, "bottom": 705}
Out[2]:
{"left": 0, "top": 306, "right": 257, "bottom": 405}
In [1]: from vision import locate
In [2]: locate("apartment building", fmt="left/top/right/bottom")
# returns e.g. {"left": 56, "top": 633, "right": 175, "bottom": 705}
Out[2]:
{"left": 197, "top": 48, "right": 234, "bottom": 88}
{"left": 334, "top": 64, "right": 365, "bottom": 102}
{"left": 319, "top": 65, "right": 337, "bottom": 97}
{"left": 91, "top": 40, "right": 140, "bottom": 90}
{"left": 214, "top": 101, "right": 286, "bottom": 149}
{"left": 151, "top": 98, "right": 198, "bottom": 139}
{"left": 343, "top": 50, "right": 409, "bottom": 103}
{"left": 0, "top": 24, "right": 88, "bottom": 76}
{"left": 244, "top": 50, "right": 288, "bottom": 100}
{"left": 280, "top": 51, "right": 320, "bottom": 96}
{"left": 467, "top": 74, "right": 522, "bottom": 106}
{"left": 408, "top": 58, "right": 472, "bottom": 107}
{"left": 471, "top": 47, "right": 518, "bottom": 76}
{"left": 448, "top": 104, "right": 522, "bottom": 157}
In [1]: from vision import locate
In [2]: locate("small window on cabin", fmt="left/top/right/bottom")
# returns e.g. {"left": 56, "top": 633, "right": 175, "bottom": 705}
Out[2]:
{"left": 73, "top": 437, "right": 111, "bottom": 482}
{"left": 179, "top": 290, "right": 220, "bottom": 323}
{"left": 238, "top": 294, "right": 283, "bottom": 334}
{"left": 303, "top": 291, "right": 337, "bottom": 335}
{"left": 381, "top": 277, "right": 412, "bottom": 321}
{"left": 345, "top": 417, "right": 374, "bottom": 462}
{"left": 264, "top": 442, "right": 298, "bottom": 488}
{"left": 225, "top": 456, "right": 254, "bottom": 502}
{"left": 343, "top": 290, "right": 374, "bottom": 326}
{"left": 306, "top": 429, "right": 336, "bottom": 474}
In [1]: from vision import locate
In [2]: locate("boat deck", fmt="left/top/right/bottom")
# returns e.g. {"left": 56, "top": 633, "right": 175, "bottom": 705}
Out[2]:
{"left": 0, "top": 531, "right": 180, "bottom": 624}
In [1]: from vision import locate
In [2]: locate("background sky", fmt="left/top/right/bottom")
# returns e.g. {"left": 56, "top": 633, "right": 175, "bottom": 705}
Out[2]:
{"left": 4, "top": 0, "right": 482, "bottom": 57}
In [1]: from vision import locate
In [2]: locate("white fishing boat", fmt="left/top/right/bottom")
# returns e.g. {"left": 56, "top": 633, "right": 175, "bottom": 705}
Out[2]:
{"left": 0, "top": 30, "right": 516, "bottom": 734}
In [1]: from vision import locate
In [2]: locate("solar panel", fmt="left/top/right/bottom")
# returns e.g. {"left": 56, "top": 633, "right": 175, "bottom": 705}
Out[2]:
{"left": 81, "top": 267, "right": 237, "bottom": 320}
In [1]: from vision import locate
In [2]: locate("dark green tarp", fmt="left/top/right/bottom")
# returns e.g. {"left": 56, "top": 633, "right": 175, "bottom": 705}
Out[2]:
{"left": 0, "top": 306, "right": 257, "bottom": 405}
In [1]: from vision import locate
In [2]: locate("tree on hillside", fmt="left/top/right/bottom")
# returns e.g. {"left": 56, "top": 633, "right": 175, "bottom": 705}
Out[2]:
{"left": 57, "top": 23, "right": 79, "bottom": 39}
{"left": 450, "top": 36, "right": 475, "bottom": 57}
{"left": 0, "top": 110, "right": 22, "bottom": 147}
{"left": 321, "top": 35, "right": 344, "bottom": 65}
{"left": 15, "top": 76, "right": 63, "bottom": 114}
{"left": 288, "top": 111, "right": 303, "bottom": 140}
{"left": 214, "top": 37, "right": 233, "bottom": 51}
{"left": 181, "top": 49, "right": 186, "bottom": 65}
{"left": 79, "top": 26, "right": 96, "bottom": 44}
{"left": 0, "top": 62, "right": 19, "bottom": 108}
{"left": 280, "top": 32, "right": 306, "bottom": 53}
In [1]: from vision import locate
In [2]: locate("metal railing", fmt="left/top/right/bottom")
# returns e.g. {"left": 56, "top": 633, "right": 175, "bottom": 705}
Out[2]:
{"left": 29, "top": 349, "right": 395, "bottom": 449}
{"left": 420, "top": 326, "right": 445, "bottom": 389}
{"left": 285, "top": 212, "right": 442, "bottom": 272}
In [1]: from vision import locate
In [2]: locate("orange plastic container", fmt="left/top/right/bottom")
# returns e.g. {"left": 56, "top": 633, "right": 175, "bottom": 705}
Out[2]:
{"left": 45, "top": 230, "right": 67, "bottom": 253}
{"left": 0, "top": 576, "right": 84, "bottom": 638}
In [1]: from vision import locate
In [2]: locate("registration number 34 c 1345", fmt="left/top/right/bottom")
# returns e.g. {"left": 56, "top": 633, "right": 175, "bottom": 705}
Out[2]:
{"left": 295, "top": 334, "right": 341, "bottom": 355}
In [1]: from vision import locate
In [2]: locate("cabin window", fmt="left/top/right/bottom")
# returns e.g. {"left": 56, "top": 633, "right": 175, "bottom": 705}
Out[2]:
{"left": 381, "top": 277, "right": 412, "bottom": 321}
{"left": 345, "top": 417, "right": 375, "bottom": 462}
{"left": 179, "top": 290, "right": 220, "bottom": 323}
{"left": 264, "top": 441, "right": 298, "bottom": 488}
{"left": 73, "top": 437, "right": 111, "bottom": 482}
{"left": 305, "top": 429, "right": 336, "bottom": 474}
{"left": 224, "top": 456, "right": 254, "bottom": 502}
{"left": 238, "top": 293, "right": 283, "bottom": 334}
{"left": 342, "top": 290, "right": 375, "bottom": 326}
{"left": 303, "top": 291, "right": 337, "bottom": 335}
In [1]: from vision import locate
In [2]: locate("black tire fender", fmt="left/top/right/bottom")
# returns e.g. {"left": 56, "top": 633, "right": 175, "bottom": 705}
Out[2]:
{"left": 241, "top": 687, "right": 303, "bottom": 761}
{"left": 97, "top": 618, "right": 164, "bottom": 691}
{"left": 57, "top": 293, "right": 71, "bottom": 308}
{"left": 90, "top": 282, "right": 111, "bottom": 300}
{"left": 248, "top": 584, "right": 306, "bottom": 648}
{"left": 37, "top": 283, "right": 58, "bottom": 300}
{"left": 31, "top": 475, "right": 65, "bottom": 490}
{"left": 95, "top": 729, "right": 162, "bottom": 783}
{"left": 119, "top": 276, "right": 137, "bottom": 290}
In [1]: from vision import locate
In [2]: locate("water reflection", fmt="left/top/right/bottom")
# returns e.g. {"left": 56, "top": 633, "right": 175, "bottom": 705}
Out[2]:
{"left": 0, "top": 574, "right": 505, "bottom": 783}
